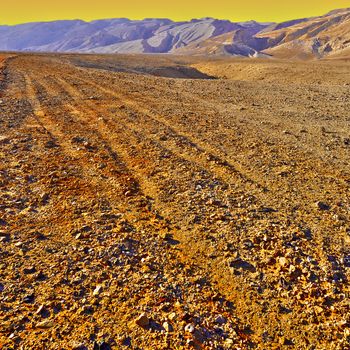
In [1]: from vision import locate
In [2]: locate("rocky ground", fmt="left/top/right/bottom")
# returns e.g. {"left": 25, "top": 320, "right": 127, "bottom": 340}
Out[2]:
{"left": 0, "top": 53, "right": 350, "bottom": 349}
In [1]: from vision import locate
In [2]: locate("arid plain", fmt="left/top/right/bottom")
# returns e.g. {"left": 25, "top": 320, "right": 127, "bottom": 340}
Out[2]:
{"left": 1, "top": 53, "right": 350, "bottom": 349}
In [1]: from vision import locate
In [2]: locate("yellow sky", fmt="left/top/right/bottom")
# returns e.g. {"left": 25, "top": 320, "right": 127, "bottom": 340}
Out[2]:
{"left": 1, "top": 1, "right": 350, "bottom": 25}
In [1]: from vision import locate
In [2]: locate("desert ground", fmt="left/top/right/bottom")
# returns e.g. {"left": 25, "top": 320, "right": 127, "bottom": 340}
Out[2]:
{"left": 0, "top": 53, "right": 350, "bottom": 349}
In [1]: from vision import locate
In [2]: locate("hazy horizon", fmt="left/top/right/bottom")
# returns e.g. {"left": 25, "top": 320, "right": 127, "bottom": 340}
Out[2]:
{"left": 1, "top": 1, "right": 349, "bottom": 25}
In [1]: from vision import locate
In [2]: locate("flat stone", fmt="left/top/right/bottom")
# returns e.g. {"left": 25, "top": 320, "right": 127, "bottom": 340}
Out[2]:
{"left": 36, "top": 320, "right": 55, "bottom": 329}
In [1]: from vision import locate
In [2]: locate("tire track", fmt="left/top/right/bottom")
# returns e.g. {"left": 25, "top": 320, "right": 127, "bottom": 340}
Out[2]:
{"left": 38, "top": 65, "right": 265, "bottom": 193}
{"left": 35, "top": 74, "right": 182, "bottom": 209}
{"left": 51, "top": 73, "right": 268, "bottom": 202}
{"left": 74, "top": 75, "right": 268, "bottom": 188}
{"left": 24, "top": 70, "right": 181, "bottom": 239}
{"left": 41, "top": 74, "right": 277, "bottom": 240}
{"left": 34, "top": 73, "right": 236, "bottom": 196}
{"left": 22, "top": 72, "right": 152, "bottom": 221}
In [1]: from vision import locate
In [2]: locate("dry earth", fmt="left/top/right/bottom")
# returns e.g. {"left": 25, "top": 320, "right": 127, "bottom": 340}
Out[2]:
{"left": 1, "top": 54, "right": 350, "bottom": 350}
{"left": 192, "top": 58, "right": 350, "bottom": 85}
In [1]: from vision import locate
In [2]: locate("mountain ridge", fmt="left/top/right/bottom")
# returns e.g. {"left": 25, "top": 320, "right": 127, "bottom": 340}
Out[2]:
{"left": 1, "top": 8, "right": 350, "bottom": 59}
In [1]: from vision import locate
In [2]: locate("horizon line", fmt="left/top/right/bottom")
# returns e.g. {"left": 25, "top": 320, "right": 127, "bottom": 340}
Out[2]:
{"left": 1, "top": 7, "right": 348, "bottom": 27}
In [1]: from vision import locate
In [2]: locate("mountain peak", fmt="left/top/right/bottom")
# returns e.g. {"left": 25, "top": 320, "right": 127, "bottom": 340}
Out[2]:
{"left": 324, "top": 7, "right": 350, "bottom": 16}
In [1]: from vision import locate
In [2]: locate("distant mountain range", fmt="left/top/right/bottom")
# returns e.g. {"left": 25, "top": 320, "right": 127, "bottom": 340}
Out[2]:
{"left": 1, "top": 8, "right": 350, "bottom": 59}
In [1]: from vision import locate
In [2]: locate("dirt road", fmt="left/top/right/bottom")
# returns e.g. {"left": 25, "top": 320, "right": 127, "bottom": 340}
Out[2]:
{"left": 1, "top": 54, "right": 350, "bottom": 349}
